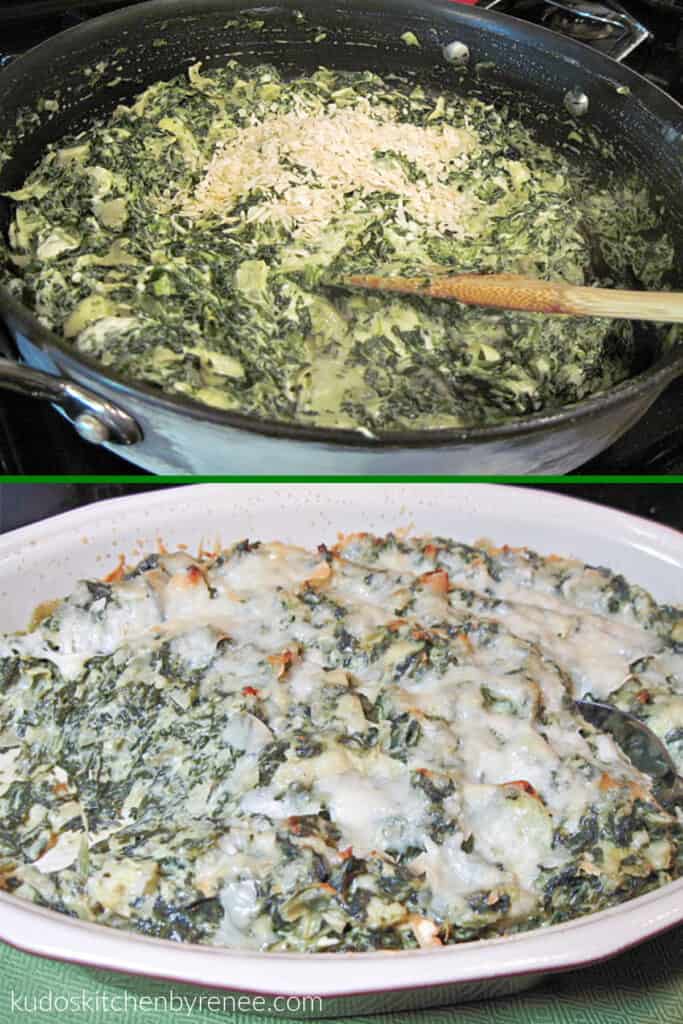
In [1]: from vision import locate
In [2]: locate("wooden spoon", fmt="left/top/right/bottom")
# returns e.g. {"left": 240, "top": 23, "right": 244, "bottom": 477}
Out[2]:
{"left": 339, "top": 272, "right": 683, "bottom": 323}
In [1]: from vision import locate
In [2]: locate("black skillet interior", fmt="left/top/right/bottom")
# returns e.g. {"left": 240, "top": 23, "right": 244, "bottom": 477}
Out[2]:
{"left": 1, "top": 0, "right": 683, "bottom": 379}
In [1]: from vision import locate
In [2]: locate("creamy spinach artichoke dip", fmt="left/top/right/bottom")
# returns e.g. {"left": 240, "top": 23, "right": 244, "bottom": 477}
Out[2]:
{"left": 0, "top": 533, "right": 681, "bottom": 952}
{"left": 1, "top": 62, "right": 676, "bottom": 431}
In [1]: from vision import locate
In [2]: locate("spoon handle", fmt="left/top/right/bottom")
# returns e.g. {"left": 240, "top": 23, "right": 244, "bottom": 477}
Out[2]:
{"left": 341, "top": 272, "right": 683, "bottom": 323}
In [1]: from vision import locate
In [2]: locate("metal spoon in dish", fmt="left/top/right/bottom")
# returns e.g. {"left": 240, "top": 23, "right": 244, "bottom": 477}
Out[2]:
{"left": 576, "top": 698, "right": 683, "bottom": 806}
{"left": 340, "top": 272, "right": 683, "bottom": 323}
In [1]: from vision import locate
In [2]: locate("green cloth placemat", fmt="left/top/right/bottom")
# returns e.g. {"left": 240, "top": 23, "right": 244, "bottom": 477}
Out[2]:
{"left": 1, "top": 927, "right": 681, "bottom": 1024}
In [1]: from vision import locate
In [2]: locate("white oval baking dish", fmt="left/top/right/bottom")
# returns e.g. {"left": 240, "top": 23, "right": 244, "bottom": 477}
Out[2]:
{"left": 0, "top": 483, "right": 681, "bottom": 1016}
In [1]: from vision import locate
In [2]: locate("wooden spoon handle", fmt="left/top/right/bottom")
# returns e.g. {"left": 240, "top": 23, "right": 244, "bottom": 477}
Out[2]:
{"left": 341, "top": 273, "right": 683, "bottom": 323}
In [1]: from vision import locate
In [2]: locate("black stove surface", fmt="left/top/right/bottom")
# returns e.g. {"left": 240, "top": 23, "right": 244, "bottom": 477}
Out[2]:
{"left": 1, "top": 0, "right": 682, "bottom": 476}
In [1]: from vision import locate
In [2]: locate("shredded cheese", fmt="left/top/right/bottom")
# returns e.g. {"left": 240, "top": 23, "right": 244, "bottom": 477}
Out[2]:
{"left": 186, "top": 100, "right": 479, "bottom": 240}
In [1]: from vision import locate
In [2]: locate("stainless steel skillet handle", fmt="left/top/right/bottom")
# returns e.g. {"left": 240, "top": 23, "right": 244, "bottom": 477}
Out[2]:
{"left": 479, "top": 0, "right": 649, "bottom": 63}
{"left": 0, "top": 357, "right": 142, "bottom": 445}
{"left": 541, "top": 0, "right": 649, "bottom": 62}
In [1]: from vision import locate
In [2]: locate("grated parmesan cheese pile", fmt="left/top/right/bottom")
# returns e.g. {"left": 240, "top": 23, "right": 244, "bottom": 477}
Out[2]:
{"left": 186, "top": 99, "right": 479, "bottom": 240}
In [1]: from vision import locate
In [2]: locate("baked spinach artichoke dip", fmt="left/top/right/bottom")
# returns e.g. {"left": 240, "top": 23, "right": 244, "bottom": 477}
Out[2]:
{"left": 1, "top": 62, "right": 677, "bottom": 432}
{"left": 0, "top": 532, "right": 681, "bottom": 952}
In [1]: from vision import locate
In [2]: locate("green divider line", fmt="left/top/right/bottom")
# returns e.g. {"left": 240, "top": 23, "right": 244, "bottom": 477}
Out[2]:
{"left": 0, "top": 475, "right": 681, "bottom": 484}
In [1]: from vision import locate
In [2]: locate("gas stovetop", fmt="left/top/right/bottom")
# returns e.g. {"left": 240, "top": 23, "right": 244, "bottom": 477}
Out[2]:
{"left": 1, "top": 0, "right": 682, "bottom": 476}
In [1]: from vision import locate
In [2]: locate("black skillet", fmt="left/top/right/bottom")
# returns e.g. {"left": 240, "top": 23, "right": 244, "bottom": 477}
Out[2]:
{"left": 0, "top": 0, "right": 682, "bottom": 473}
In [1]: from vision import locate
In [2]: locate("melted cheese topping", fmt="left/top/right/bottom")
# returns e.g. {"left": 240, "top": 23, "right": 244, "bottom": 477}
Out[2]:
{"left": 0, "top": 533, "right": 680, "bottom": 953}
